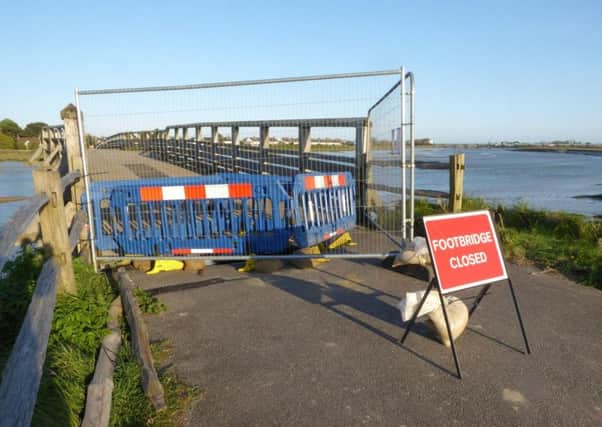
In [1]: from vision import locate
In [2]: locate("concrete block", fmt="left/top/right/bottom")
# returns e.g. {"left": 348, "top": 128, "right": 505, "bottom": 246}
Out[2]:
{"left": 183, "top": 260, "right": 206, "bottom": 272}
{"left": 132, "top": 260, "right": 152, "bottom": 272}
{"left": 252, "top": 259, "right": 285, "bottom": 273}
{"left": 288, "top": 246, "right": 325, "bottom": 269}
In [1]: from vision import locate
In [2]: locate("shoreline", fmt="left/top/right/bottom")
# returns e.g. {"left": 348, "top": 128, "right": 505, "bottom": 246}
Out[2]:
{"left": 0, "top": 196, "right": 27, "bottom": 204}
{"left": 0, "top": 149, "right": 34, "bottom": 162}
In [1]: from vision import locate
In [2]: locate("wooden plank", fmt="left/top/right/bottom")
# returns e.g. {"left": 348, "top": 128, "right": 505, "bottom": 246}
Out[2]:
{"left": 368, "top": 159, "right": 448, "bottom": 170}
{"left": 367, "top": 183, "right": 448, "bottom": 199}
{"left": 307, "top": 152, "right": 355, "bottom": 163}
{"left": 118, "top": 270, "right": 166, "bottom": 411}
{"left": 81, "top": 297, "right": 123, "bottom": 427}
{"left": 164, "top": 117, "right": 368, "bottom": 130}
{"left": 28, "top": 144, "right": 44, "bottom": 164}
{"left": 69, "top": 210, "right": 87, "bottom": 252}
{"left": 60, "top": 171, "right": 81, "bottom": 192}
{"left": 0, "top": 258, "right": 60, "bottom": 427}
{"left": 263, "top": 164, "right": 298, "bottom": 176}
{"left": 0, "top": 194, "right": 48, "bottom": 272}
{"left": 305, "top": 158, "right": 355, "bottom": 174}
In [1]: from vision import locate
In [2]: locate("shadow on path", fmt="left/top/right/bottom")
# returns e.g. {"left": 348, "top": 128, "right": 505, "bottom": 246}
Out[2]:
{"left": 262, "top": 273, "right": 456, "bottom": 376}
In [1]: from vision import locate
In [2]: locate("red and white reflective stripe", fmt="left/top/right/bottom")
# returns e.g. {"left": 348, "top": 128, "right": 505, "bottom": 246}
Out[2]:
{"left": 322, "top": 228, "right": 344, "bottom": 241}
{"left": 140, "top": 183, "right": 252, "bottom": 201}
{"left": 172, "top": 248, "right": 234, "bottom": 255}
{"left": 304, "top": 174, "right": 347, "bottom": 190}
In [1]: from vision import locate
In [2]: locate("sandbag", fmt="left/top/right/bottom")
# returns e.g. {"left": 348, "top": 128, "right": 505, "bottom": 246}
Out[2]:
{"left": 427, "top": 296, "right": 469, "bottom": 347}
{"left": 393, "top": 237, "right": 431, "bottom": 267}
{"left": 398, "top": 290, "right": 441, "bottom": 322}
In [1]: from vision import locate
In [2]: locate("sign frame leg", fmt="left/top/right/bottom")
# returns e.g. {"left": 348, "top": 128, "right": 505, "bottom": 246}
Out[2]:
{"left": 468, "top": 284, "right": 491, "bottom": 316}
{"left": 436, "top": 289, "right": 463, "bottom": 379}
{"left": 399, "top": 279, "right": 434, "bottom": 345}
{"left": 507, "top": 277, "right": 531, "bottom": 354}
{"left": 398, "top": 278, "right": 463, "bottom": 379}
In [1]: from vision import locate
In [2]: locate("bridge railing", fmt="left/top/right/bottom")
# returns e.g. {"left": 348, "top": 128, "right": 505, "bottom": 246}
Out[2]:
{"left": 31, "top": 125, "right": 66, "bottom": 172}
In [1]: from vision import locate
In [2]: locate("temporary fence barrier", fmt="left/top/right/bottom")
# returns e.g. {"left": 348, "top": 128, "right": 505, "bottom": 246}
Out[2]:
{"left": 75, "top": 68, "right": 417, "bottom": 264}
{"left": 86, "top": 172, "right": 355, "bottom": 257}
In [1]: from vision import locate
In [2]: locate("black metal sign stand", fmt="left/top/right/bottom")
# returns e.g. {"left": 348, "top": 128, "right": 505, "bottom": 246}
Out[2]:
{"left": 398, "top": 234, "right": 531, "bottom": 379}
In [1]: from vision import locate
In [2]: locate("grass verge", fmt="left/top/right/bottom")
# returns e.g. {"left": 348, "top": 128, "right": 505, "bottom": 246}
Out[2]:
{"left": 0, "top": 149, "right": 33, "bottom": 161}
{"left": 0, "top": 251, "right": 197, "bottom": 426}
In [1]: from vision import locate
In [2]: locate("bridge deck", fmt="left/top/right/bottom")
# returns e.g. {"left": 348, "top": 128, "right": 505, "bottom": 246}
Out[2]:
{"left": 87, "top": 149, "right": 195, "bottom": 181}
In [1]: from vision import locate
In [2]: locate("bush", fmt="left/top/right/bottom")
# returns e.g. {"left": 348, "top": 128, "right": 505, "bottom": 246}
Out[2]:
{"left": 0, "top": 131, "right": 16, "bottom": 149}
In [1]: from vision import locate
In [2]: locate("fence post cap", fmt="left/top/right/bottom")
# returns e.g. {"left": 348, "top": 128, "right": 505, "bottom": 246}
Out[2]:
{"left": 60, "top": 103, "right": 78, "bottom": 120}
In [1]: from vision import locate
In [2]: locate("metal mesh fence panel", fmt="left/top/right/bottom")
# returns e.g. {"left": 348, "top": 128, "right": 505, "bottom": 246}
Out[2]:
{"left": 76, "top": 69, "right": 414, "bottom": 262}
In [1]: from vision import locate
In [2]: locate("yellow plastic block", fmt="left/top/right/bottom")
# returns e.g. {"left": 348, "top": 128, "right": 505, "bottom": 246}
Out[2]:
{"left": 147, "top": 260, "right": 184, "bottom": 275}
{"left": 237, "top": 258, "right": 256, "bottom": 273}
{"left": 327, "top": 232, "right": 357, "bottom": 250}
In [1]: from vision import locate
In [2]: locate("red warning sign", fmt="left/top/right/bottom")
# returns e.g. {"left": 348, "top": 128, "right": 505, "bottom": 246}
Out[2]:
{"left": 423, "top": 210, "right": 507, "bottom": 294}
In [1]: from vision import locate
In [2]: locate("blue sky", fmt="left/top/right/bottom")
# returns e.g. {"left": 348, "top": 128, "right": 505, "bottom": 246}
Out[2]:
{"left": 1, "top": 0, "right": 601, "bottom": 143}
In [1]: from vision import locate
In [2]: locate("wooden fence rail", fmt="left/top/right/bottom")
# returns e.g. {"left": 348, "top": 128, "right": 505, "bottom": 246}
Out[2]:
{"left": 0, "top": 258, "right": 60, "bottom": 427}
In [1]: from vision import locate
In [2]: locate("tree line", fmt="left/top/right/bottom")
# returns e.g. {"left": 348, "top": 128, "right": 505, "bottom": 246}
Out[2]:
{"left": 0, "top": 118, "right": 47, "bottom": 149}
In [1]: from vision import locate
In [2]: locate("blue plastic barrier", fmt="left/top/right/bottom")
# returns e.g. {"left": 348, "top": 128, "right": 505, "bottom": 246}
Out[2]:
{"left": 85, "top": 172, "right": 355, "bottom": 257}
{"left": 292, "top": 173, "right": 356, "bottom": 248}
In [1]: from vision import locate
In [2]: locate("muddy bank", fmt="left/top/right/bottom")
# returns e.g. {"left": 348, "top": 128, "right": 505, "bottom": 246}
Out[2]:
{"left": 0, "top": 196, "right": 27, "bottom": 204}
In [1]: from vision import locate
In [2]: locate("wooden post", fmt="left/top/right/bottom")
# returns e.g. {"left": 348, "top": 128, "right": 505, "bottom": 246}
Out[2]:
{"left": 33, "top": 168, "right": 76, "bottom": 294}
{"left": 172, "top": 128, "right": 179, "bottom": 166}
{"left": 182, "top": 127, "right": 190, "bottom": 170}
{"left": 298, "top": 126, "right": 311, "bottom": 172}
{"left": 355, "top": 126, "right": 367, "bottom": 214}
{"left": 448, "top": 153, "right": 465, "bottom": 213}
{"left": 61, "top": 104, "right": 84, "bottom": 208}
{"left": 211, "top": 126, "right": 219, "bottom": 172}
{"left": 161, "top": 130, "right": 168, "bottom": 162}
{"left": 231, "top": 126, "right": 240, "bottom": 172}
{"left": 259, "top": 126, "right": 269, "bottom": 174}
{"left": 363, "top": 122, "right": 380, "bottom": 207}
{"left": 195, "top": 126, "right": 203, "bottom": 174}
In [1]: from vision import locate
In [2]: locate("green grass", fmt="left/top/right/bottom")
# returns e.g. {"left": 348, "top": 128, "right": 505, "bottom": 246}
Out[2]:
{"left": 412, "top": 198, "right": 602, "bottom": 289}
{"left": 134, "top": 288, "right": 166, "bottom": 314}
{"left": 111, "top": 340, "right": 200, "bottom": 427}
{"left": 0, "top": 252, "right": 197, "bottom": 426}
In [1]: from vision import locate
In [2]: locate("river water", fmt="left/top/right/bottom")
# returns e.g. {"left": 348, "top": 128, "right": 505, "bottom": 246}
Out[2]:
{"left": 414, "top": 148, "right": 602, "bottom": 216}
{"left": 0, "top": 148, "right": 600, "bottom": 228}
{"left": 0, "top": 162, "right": 34, "bottom": 226}
{"left": 358, "top": 147, "right": 602, "bottom": 217}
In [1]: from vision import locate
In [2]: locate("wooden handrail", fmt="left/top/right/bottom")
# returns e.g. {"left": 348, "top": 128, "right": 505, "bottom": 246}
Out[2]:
{"left": 0, "top": 170, "right": 81, "bottom": 273}
{"left": 0, "top": 194, "right": 49, "bottom": 272}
